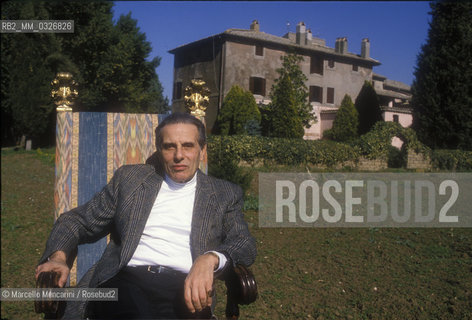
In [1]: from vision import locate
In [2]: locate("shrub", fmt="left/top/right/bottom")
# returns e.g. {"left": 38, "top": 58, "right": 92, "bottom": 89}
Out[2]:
{"left": 387, "top": 145, "right": 406, "bottom": 168}
{"left": 272, "top": 53, "right": 316, "bottom": 128}
{"left": 430, "top": 149, "right": 472, "bottom": 171}
{"left": 207, "top": 138, "right": 252, "bottom": 194}
{"left": 208, "top": 135, "right": 360, "bottom": 168}
{"left": 324, "top": 94, "right": 358, "bottom": 142}
{"left": 36, "top": 147, "right": 55, "bottom": 166}
{"left": 264, "top": 74, "right": 304, "bottom": 138}
{"left": 214, "top": 85, "right": 261, "bottom": 135}
{"left": 355, "top": 81, "right": 383, "bottom": 135}
{"left": 356, "top": 121, "right": 429, "bottom": 159}
{"left": 208, "top": 128, "right": 470, "bottom": 172}
{"left": 244, "top": 118, "right": 261, "bottom": 136}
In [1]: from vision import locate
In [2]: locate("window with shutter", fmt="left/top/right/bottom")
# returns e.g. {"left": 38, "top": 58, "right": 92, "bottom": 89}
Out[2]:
{"left": 249, "top": 77, "right": 266, "bottom": 96}
{"left": 310, "top": 56, "right": 324, "bottom": 75}
{"left": 255, "top": 45, "right": 264, "bottom": 56}
{"left": 327, "top": 87, "right": 334, "bottom": 104}
{"left": 309, "top": 86, "right": 323, "bottom": 103}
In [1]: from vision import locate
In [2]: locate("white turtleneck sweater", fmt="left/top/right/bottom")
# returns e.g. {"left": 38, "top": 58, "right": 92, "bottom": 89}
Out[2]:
{"left": 127, "top": 173, "right": 226, "bottom": 273}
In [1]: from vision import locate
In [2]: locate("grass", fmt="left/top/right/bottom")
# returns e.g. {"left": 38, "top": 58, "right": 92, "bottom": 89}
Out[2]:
{"left": 1, "top": 149, "right": 471, "bottom": 319}
{"left": 1, "top": 148, "right": 56, "bottom": 320}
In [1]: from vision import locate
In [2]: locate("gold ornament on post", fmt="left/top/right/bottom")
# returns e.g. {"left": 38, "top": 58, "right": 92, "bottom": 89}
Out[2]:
{"left": 51, "top": 72, "right": 78, "bottom": 112}
{"left": 184, "top": 79, "right": 210, "bottom": 117}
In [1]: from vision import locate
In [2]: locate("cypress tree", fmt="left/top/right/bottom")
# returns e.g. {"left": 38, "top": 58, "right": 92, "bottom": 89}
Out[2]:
{"left": 215, "top": 85, "right": 261, "bottom": 135}
{"left": 355, "top": 81, "right": 383, "bottom": 135}
{"left": 274, "top": 54, "right": 316, "bottom": 128}
{"left": 266, "top": 74, "right": 304, "bottom": 138}
{"left": 324, "top": 94, "right": 358, "bottom": 141}
{"left": 411, "top": 0, "right": 472, "bottom": 150}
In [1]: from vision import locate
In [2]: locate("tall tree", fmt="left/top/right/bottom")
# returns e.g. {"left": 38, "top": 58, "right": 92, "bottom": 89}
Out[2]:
{"left": 1, "top": 0, "right": 169, "bottom": 146}
{"left": 52, "top": 1, "right": 115, "bottom": 111}
{"left": 355, "top": 81, "right": 383, "bottom": 135}
{"left": 411, "top": 0, "right": 472, "bottom": 150}
{"left": 215, "top": 85, "right": 261, "bottom": 135}
{"left": 264, "top": 74, "right": 304, "bottom": 138}
{"left": 324, "top": 94, "right": 358, "bottom": 142}
{"left": 274, "top": 53, "right": 316, "bottom": 128}
{"left": 48, "top": 2, "right": 169, "bottom": 113}
{"left": 1, "top": 2, "right": 60, "bottom": 144}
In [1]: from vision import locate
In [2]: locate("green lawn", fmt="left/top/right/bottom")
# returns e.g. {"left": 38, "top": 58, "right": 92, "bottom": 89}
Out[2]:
{"left": 1, "top": 149, "right": 55, "bottom": 320}
{"left": 1, "top": 149, "right": 471, "bottom": 319}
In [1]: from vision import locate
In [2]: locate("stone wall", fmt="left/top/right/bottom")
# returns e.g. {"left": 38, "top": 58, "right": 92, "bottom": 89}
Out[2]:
{"left": 238, "top": 152, "right": 431, "bottom": 171}
{"left": 240, "top": 157, "right": 388, "bottom": 171}
{"left": 406, "top": 150, "right": 431, "bottom": 170}
{"left": 356, "top": 157, "right": 388, "bottom": 171}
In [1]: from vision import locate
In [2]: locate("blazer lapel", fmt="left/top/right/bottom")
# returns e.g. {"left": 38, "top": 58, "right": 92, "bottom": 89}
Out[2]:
{"left": 190, "top": 170, "right": 215, "bottom": 260}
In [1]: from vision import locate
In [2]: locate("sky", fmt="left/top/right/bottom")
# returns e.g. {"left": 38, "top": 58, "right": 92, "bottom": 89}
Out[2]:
{"left": 112, "top": 1, "right": 432, "bottom": 101}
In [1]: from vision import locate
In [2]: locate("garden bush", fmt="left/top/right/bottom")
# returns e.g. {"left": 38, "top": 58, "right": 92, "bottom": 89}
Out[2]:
{"left": 430, "top": 149, "right": 472, "bottom": 170}
{"left": 324, "top": 94, "right": 358, "bottom": 142}
{"left": 356, "top": 121, "right": 429, "bottom": 159}
{"left": 208, "top": 135, "right": 360, "bottom": 167}
{"left": 207, "top": 138, "right": 252, "bottom": 194}
{"left": 207, "top": 124, "right": 470, "bottom": 172}
{"left": 214, "top": 85, "right": 261, "bottom": 135}
{"left": 387, "top": 145, "right": 406, "bottom": 168}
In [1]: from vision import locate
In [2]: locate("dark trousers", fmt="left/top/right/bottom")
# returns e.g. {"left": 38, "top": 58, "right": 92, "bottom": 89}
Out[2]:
{"left": 88, "top": 266, "right": 212, "bottom": 319}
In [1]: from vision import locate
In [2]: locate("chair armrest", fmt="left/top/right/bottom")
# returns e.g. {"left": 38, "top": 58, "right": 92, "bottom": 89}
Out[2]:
{"left": 34, "top": 271, "right": 66, "bottom": 318}
{"left": 228, "top": 265, "right": 258, "bottom": 304}
{"left": 225, "top": 265, "right": 258, "bottom": 319}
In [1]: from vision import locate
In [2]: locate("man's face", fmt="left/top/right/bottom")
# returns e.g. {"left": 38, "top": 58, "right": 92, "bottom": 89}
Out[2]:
{"left": 159, "top": 123, "right": 206, "bottom": 183}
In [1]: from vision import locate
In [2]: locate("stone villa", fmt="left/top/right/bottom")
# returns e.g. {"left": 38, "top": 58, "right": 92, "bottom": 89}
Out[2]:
{"left": 169, "top": 21, "right": 412, "bottom": 139}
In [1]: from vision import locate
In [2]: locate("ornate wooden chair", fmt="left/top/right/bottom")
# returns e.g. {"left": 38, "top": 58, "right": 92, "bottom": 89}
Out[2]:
{"left": 35, "top": 111, "right": 257, "bottom": 319}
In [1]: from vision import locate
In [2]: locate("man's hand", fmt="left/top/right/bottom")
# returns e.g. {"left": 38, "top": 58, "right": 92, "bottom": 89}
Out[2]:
{"left": 184, "top": 252, "right": 219, "bottom": 313}
{"left": 35, "top": 251, "right": 70, "bottom": 288}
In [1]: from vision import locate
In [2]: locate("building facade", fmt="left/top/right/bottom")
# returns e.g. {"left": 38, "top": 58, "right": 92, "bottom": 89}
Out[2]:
{"left": 169, "top": 21, "right": 412, "bottom": 138}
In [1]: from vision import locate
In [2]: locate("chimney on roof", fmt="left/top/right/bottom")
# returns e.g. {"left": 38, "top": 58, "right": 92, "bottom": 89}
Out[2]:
{"left": 335, "top": 37, "right": 348, "bottom": 54}
{"left": 250, "top": 20, "right": 260, "bottom": 32}
{"left": 296, "top": 22, "right": 306, "bottom": 45}
{"left": 361, "top": 38, "right": 370, "bottom": 58}
{"left": 306, "top": 29, "right": 312, "bottom": 45}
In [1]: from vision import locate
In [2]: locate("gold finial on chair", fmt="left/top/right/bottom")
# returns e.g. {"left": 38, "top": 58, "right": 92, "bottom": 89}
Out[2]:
{"left": 51, "top": 72, "right": 78, "bottom": 112}
{"left": 184, "top": 79, "right": 210, "bottom": 117}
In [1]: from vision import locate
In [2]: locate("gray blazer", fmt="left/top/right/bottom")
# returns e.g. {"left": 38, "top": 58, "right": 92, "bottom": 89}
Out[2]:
{"left": 39, "top": 165, "right": 257, "bottom": 318}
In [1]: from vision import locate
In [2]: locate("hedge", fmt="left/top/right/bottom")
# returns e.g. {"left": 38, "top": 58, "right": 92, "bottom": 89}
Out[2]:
{"left": 208, "top": 122, "right": 430, "bottom": 167}
{"left": 207, "top": 123, "right": 471, "bottom": 170}
{"left": 208, "top": 135, "right": 360, "bottom": 167}
{"left": 357, "top": 121, "right": 429, "bottom": 159}
{"left": 430, "top": 149, "right": 472, "bottom": 170}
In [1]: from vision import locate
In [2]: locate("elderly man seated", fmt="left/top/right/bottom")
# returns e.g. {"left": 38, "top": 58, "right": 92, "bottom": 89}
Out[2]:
{"left": 36, "top": 112, "right": 257, "bottom": 319}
